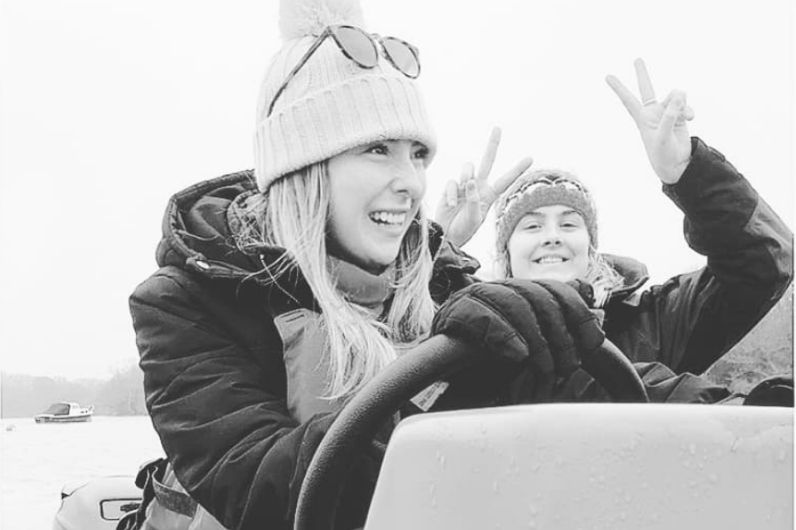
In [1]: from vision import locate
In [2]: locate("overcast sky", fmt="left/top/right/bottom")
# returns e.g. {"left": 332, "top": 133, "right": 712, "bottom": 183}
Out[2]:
{"left": 0, "top": 0, "right": 793, "bottom": 379}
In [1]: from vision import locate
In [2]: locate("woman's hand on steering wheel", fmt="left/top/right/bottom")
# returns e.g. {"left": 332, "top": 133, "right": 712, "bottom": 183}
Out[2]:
{"left": 430, "top": 279, "right": 604, "bottom": 406}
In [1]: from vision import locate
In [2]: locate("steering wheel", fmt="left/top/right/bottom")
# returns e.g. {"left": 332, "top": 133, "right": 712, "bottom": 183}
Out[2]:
{"left": 294, "top": 335, "right": 648, "bottom": 530}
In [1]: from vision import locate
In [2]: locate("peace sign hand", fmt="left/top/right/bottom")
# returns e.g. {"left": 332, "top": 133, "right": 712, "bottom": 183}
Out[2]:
{"left": 606, "top": 58, "right": 694, "bottom": 184}
{"left": 434, "top": 127, "right": 534, "bottom": 247}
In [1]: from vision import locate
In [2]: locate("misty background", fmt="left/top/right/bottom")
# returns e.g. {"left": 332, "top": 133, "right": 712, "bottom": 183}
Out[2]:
{"left": 0, "top": 1, "right": 792, "bottom": 409}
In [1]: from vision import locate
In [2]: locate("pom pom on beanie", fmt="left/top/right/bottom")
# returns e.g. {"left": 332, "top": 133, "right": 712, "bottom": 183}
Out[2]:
{"left": 279, "top": 0, "right": 365, "bottom": 40}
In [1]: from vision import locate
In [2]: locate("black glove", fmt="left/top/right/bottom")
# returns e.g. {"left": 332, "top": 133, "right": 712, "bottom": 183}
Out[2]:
{"left": 429, "top": 279, "right": 604, "bottom": 408}
{"left": 744, "top": 375, "right": 793, "bottom": 407}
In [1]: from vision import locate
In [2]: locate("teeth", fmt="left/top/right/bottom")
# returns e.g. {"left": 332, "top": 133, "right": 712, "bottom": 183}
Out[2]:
{"left": 536, "top": 256, "right": 565, "bottom": 264}
{"left": 369, "top": 211, "right": 407, "bottom": 225}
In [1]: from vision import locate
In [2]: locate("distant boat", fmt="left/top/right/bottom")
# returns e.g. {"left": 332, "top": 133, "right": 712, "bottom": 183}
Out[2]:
{"left": 34, "top": 402, "right": 94, "bottom": 423}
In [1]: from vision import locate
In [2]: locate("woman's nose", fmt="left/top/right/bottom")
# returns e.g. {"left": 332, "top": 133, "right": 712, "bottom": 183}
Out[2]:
{"left": 390, "top": 160, "right": 425, "bottom": 200}
{"left": 541, "top": 225, "right": 562, "bottom": 245}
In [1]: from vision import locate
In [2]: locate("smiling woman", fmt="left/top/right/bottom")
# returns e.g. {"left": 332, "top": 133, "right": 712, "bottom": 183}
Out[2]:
{"left": 495, "top": 168, "right": 624, "bottom": 304}
{"left": 237, "top": 138, "right": 436, "bottom": 407}
{"left": 491, "top": 60, "right": 793, "bottom": 382}
{"left": 123, "top": 0, "right": 539, "bottom": 528}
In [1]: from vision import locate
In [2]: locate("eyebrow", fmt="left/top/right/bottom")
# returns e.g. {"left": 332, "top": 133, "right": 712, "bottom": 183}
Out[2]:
{"left": 525, "top": 209, "right": 581, "bottom": 218}
{"left": 372, "top": 139, "right": 428, "bottom": 150}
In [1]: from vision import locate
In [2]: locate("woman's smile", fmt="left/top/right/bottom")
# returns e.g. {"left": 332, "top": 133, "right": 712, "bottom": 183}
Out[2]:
{"left": 368, "top": 210, "right": 408, "bottom": 225}
{"left": 367, "top": 209, "right": 411, "bottom": 236}
{"left": 532, "top": 253, "right": 570, "bottom": 265}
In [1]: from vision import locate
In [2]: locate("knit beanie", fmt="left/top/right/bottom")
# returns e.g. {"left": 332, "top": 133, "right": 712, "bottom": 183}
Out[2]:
{"left": 495, "top": 169, "right": 598, "bottom": 274}
{"left": 253, "top": 0, "right": 437, "bottom": 192}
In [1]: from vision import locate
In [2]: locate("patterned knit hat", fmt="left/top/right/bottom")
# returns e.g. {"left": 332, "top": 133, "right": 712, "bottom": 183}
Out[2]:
{"left": 495, "top": 168, "right": 598, "bottom": 275}
{"left": 253, "top": 0, "right": 437, "bottom": 192}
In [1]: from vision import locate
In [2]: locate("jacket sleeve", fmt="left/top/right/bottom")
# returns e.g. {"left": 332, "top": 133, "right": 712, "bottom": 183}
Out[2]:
{"left": 130, "top": 269, "right": 378, "bottom": 530}
{"left": 559, "top": 362, "right": 730, "bottom": 403}
{"left": 630, "top": 137, "right": 792, "bottom": 374}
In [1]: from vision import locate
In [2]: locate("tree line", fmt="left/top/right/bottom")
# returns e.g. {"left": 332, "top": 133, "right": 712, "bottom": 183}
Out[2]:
{"left": 1, "top": 364, "right": 147, "bottom": 418}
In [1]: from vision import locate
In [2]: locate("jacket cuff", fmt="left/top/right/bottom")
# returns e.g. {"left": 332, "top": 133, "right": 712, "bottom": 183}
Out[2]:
{"left": 662, "top": 136, "right": 757, "bottom": 217}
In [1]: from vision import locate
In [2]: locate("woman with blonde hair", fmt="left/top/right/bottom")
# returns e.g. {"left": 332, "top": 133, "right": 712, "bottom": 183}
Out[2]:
{"left": 124, "top": 0, "right": 601, "bottom": 529}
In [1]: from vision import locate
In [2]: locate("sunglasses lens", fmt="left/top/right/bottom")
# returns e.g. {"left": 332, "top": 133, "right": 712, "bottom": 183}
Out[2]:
{"left": 333, "top": 26, "right": 378, "bottom": 67}
{"left": 382, "top": 37, "right": 420, "bottom": 78}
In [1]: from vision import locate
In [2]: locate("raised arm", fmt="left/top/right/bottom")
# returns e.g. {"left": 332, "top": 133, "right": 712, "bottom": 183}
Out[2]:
{"left": 605, "top": 59, "right": 793, "bottom": 373}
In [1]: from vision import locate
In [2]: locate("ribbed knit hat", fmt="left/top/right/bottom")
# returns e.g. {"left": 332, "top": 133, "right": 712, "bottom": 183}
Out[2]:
{"left": 495, "top": 169, "right": 598, "bottom": 274}
{"left": 253, "top": 0, "right": 437, "bottom": 192}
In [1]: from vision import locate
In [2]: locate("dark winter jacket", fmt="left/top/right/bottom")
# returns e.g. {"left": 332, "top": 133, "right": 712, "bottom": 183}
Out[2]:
{"left": 601, "top": 138, "right": 791, "bottom": 374}
{"left": 129, "top": 137, "right": 791, "bottom": 529}
{"left": 552, "top": 138, "right": 792, "bottom": 402}
{"left": 130, "top": 173, "right": 479, "bottom": 530}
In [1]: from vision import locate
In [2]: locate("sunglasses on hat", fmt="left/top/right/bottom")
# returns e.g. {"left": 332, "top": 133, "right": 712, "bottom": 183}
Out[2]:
{"left": 267, "top": 25, "right": 421, "bottom": 118}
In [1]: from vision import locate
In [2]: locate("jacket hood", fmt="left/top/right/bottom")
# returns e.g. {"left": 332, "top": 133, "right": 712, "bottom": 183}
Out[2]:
{"left": 155, "top": 170, "right": 450, "bottom": 281}
{"left": 156, "top": 170, "right": 263, "bottom": 279}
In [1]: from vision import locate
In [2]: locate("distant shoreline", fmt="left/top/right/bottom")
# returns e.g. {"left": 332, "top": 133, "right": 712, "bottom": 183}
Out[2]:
{"left": 2, "top": 413, "right": 150, "bottom": 420}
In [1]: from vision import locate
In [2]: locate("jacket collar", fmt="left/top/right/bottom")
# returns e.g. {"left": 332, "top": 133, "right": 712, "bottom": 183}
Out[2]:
{"left": 603, "top": 253, "right": 650, "bottom": 300}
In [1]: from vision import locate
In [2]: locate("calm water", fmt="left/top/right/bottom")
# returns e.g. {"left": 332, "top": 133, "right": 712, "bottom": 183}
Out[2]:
{"left": 0, "top": 416, "right": 163, "bottom": 530}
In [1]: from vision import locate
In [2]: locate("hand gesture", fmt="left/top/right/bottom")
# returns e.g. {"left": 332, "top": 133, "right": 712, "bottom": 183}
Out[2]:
{"left": 606, "top": 58, "right": 694, "bottom": 184}
{"left": 434, "top": 127, "right": 533, "bottom": 247}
